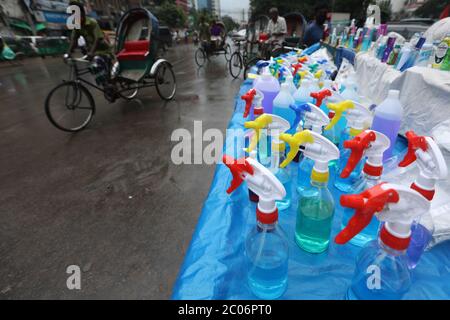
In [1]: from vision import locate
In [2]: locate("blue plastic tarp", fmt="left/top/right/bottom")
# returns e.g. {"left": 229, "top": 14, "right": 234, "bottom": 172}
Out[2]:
{"left": 172, "top": 81, "right": 450, "bottom": 300}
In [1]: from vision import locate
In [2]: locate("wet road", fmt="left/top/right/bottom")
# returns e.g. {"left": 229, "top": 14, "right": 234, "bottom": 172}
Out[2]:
{"left": 0, "top": 44, "right": 242, "bottom": 299}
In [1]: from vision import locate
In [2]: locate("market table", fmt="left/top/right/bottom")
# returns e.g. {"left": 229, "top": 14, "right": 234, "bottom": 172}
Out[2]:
{"left": 172, "top": 79, "right": 450, "bottom": 300}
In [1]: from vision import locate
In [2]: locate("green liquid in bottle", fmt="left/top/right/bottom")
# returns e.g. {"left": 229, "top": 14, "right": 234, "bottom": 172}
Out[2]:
{"left": 296, "top": 197, "right": 334, "bottom": 254}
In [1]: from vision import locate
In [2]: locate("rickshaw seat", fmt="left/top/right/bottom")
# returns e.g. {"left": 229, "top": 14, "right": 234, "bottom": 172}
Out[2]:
{"left": 117, "top": 40, "right": 150, "bottom": 61}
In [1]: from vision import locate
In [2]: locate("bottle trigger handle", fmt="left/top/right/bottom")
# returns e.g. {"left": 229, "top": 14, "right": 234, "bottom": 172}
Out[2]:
{"left": 241, "top": 89, "right": 257, "bottom": 118}
{"left": 292, "top": 63, "right": 303, "bottom": 77}
{"left": 279, "top": 130, "right": 314, "bottom": 168}
{"left": 244, "top": 114, "right": 273, "bottom": 153}
{"left": 341, "top": 131, "right": 376, "bottom": 178}
{"left": 335, "top": 184, "right": 399, "bottom": 245}
{"left": 222, "top": 155, "right": 254, "bottom": 194}
{"left": 325, "top": 100, "right": 355, "bottom": 131}
{"left": 310, "top": 89, "right": 332, "bottom": 107}
{"left": 399, "top": 131, "right": 428, "bottom": 167}
{"left": 289, "top": 103, "right": 311, "bottom": 133}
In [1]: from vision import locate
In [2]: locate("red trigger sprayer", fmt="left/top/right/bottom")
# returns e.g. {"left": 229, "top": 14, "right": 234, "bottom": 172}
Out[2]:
{"left": 398, "top": 130, "right": 448, "bottom": 269}
{"left": 310, "top": 89, "right": 332, "bottom": 108}
{"left": 241, "top": 89, "right": 264, "bottom": 119}
{"left": 339, "top": 130, "right": 390, "bottom": 247}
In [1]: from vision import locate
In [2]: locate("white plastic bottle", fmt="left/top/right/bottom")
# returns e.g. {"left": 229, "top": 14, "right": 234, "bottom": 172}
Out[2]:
{"left": 370, "top": 90, "right": 403, "bottom": 161}
{"left": 293, "top": 79, "right": 314, "bottom": 105}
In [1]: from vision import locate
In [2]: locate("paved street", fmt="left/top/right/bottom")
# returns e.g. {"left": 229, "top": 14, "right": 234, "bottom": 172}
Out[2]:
{"left": 0, "top": 44, "right": 242, "bottom": 299}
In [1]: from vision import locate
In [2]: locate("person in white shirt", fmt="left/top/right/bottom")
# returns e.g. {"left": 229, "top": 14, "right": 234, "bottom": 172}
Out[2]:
{"left": 267, "top": 7, "right": 287, "bottom": 45}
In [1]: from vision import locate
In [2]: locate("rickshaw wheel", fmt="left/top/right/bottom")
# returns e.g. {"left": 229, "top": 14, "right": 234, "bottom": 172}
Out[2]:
{"left": 195, "top": 48, "right": 207, "bottom": 67}
{"left": 45, "top": 81, "right": 95, "bottom": 132}
{"left": 224, "top": 44, "right": 232, "bottom": 62}
{"left": 118, "top": 81, "right": 139, "bottom": 100}
{"left": 155, "top": 62, "right": 176, "bottom": 101}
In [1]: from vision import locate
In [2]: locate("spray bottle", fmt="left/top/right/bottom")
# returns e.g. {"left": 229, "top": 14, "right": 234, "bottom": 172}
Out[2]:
{"left": 245, "top": 114, "right": 292, "bottom": 211}
{"left": 398, "top": 131, "right": 448, "bottom": 269}
{"left": 335, "top": 183, "right": 430, "bottom": 300}
{"left": 280, "top": 130, "right": 340, "bottom": 253}
{"left": 339, "top": 130, "right": 391, "bottom": 246}
{"left": 325, "top": 100, "right": 373, "bottom": 193}
{"left": 223, "top": 155, "right": 288, "bottom": 299}
{"left": 289, "top": 103, "right": 331, "bottom": 193}
{"left": 241, "top": 88, "right": 265, "bottom": 120}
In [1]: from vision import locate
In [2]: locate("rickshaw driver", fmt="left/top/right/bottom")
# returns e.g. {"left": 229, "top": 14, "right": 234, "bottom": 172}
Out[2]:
{"left": 66, "top": 1, "right": 117, "bottom": 101}
{"left": 267, "top": 8, "right": 287, "bottom": 47}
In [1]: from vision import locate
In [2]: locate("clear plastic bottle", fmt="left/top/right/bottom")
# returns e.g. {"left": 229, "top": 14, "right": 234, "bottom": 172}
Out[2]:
{"left": 293, "top": 79, "right": 314, "bottom": 106}
{"left": 296, "top": 179, "right": 335, "bottom": 253}
{"left": 296, "top": 157, "right": 314, "bottom": 193}
{"left": 246, "top": 220, "right": 289, "bottom": 299}
{"left": 334, "top": 142, "right": 365, "bottom": 193}
{"left": 346, "top": 239, "right": 411, "bottom": 300}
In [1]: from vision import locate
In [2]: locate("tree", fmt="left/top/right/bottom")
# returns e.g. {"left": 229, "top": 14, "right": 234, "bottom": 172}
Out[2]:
{"left": 222, "top": 15, "right": 239, "bottom": 32}
{"left": 155, "top": 1, "right": 187, "bottom": 28}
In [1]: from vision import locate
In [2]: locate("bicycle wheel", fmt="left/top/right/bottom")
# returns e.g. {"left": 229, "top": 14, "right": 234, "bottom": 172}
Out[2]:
{"left": 224, "top": 44, "right": 232, "bottom": 62}
{"left": 155, "top": 61, "right": 176, "bottom": 101}
{"left": 244, "top": 57, "right": 260, "bottom": 80}
{"left": 228, "top": 52, "right": 243, "bottom": 79}
{"left": 195, "top": 48, "right": 207, "bottom": 67}
{"left": 45, "top": 81, "right": 95, "bottom": 132}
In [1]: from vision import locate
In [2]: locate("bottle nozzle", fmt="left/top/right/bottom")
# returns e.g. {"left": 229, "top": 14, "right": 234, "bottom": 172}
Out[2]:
{"left": 292, "top": 63, "right": 303, "bottom": 77}
{"left": 244, "top": 114, "right": 273, "bottom": 153}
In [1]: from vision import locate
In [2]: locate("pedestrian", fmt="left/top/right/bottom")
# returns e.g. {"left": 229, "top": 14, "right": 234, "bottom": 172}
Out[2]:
{"left": 267, "top": 7, "right": 287, "bottom": 45}
{"left": 303, "top": 3, "right": 329, "bottom": 47}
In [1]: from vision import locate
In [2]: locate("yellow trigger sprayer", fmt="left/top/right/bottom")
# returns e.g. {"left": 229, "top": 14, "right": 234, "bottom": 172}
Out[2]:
{"left": 244, "top": 114, "right": 293, "bottom": 211}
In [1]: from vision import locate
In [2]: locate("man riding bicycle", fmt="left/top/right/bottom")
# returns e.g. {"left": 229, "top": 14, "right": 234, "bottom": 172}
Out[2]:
{"left": 267, "top": 7, "right": 287, "bottom": 47}
{"left": 66, "top": 1, "right": 117, "bottom": 102}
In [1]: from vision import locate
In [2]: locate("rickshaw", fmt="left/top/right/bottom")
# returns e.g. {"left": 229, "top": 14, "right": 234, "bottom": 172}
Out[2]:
{"left": 283, "top": 12, "right": 307, "bottom": 48}
{"left": 194, "top": 21, "right": 232, "bottom": 67}
{"left": 45, "top": 8, "right": 176, "bottom": 133}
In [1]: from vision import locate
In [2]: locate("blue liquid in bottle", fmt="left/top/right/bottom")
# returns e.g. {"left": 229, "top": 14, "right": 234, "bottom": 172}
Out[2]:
{"left": 406, "top": 223, "right": 432, "bottom": 269}
{"left": 273, "top": 105, "right": 296, "bottom": 128}
{"left": 346, "top": 240, "right": 411, "bottom": 300}
{"left": 246, "top": 223, "right": 289, "bottom": 299}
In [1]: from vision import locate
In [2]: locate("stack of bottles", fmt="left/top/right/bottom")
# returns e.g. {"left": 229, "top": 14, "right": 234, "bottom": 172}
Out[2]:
{"left": 223, "top": 48, "right": 448, "bottom": 300}
{"left": 325, "top": 18, "right": 450, "bottom": 72}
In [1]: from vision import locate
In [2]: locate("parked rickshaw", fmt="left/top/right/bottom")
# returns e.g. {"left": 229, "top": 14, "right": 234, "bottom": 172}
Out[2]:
{"left": 45, "top": 8, "right": 176, "bottom": 133}
{"left": 195, "top": 21, "right": 232, "bottom": 67}
{"left": 283, "top": 12, "right": 307, "bottom": 48}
